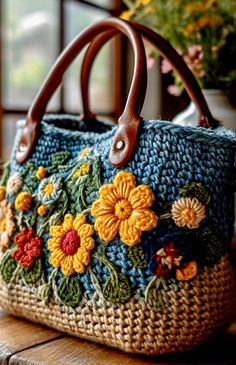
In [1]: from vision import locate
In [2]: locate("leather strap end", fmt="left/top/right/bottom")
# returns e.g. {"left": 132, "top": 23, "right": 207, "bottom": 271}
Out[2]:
{"left": 109, "top": 117, "right": 142, "bottom": 167}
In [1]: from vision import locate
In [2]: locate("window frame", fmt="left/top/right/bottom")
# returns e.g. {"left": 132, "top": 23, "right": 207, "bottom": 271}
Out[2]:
{"left": 0, "top": 0, "right": 124, "bottom": 160}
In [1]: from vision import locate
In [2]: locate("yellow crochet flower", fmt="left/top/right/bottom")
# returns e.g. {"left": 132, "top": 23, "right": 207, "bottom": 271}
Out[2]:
{"left": 0, "top": 200, "right": 15, "bottom": 252}
{"left": 37, "top": 205, "right": 49, "bottom": 217}
{"left": 171, "top": 197, "right": 205, "bottom": 229}
{"left": 91, "top": 171, "right": 158, "bottom": 246}
{"left": 79, "top": 147, "right": 90, "bottom": 158}
{"left": 0, "top": 187, "right": 6, "bottom": 202}
{"left": 15, "top": 192, "right": 32, "bottom": 212}
{"left": 73, "top": 164, "right": 90, "bottom": 178}
{"left": 48, "top": 213, "right": 95, "bottom": 276}
{"left": 36, "top": 166, "right": 47, "bottom": 180}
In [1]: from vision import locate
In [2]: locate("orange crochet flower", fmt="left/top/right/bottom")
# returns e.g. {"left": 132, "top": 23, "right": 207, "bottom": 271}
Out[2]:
{"left": 91, "top": 171, "right": 158, "bottom": 246}
{"left": 48, "top": 213, "right": 95, "bottom": 276}
{"left": 176, "top": 261, "right": 198, "bottom": 281}
{"left": 35, "top": 166, "right": 47, "bottom": 180}
{"left": 15, "top": 192, "right": 32, "bottom": 211}
{"left": 13, "top": 228, "right": 43, "bottom": 268}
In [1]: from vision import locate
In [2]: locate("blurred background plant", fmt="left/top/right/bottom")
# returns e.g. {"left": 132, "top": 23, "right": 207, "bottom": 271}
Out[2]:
{"left": 122, "top": 0, "right": 236, "bottom": 95}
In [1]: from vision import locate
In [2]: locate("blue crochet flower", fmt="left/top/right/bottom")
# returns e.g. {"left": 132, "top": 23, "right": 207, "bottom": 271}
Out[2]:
{"left": 38, "top": 176, "right": 62, "bottom": 205}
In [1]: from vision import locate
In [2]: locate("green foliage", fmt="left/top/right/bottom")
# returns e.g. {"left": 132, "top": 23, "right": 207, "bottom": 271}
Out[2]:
{"left": 196, "top": 227, "right": 225, "bottom": 267}
{"left": 122, "top": 0, "right": 236, "bottom": 89}
{"left": 0, "top": 162, "right": 11, "bottom": 186}
{"left": 180, "top": 181, "right": 211, "bottom": 205}
{"left": 21, "top": 259, "right": 42, "bottom": 284}
{"left": 0, "top": 251, "right": 17, "bottom": 284}
{"left": 66, "top": 158, "right": 101, "bottom": 215}
{"left": 37, "top": 283, "right": 53, "bottom": 304}
{"left": 103, "top": 273, "right": 132, "bottom": 304}
{"left": 48, "top": 151, "right": 72, "bottom": 174}
{"left": 128, "top": 245, "right": 147, "bottom": 269}
{"left": 21, "top": 162, "right": 38, "bottom": 193}
{"left": 92, "top": 252, "right": 132, "bottom": 304}
{"left": 57, "top": 277, "right": 83, "bottom": 308}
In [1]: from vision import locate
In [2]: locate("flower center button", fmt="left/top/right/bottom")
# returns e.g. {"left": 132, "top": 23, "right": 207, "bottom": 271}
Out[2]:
{"left": 115, "top": 199, "right": 133, "bottom": 220}
{"left": 61, "top": 230, "right": 81, "bottom": 256}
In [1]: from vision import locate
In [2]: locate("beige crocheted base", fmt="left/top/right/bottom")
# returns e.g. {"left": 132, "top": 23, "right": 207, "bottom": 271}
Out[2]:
{"left": 0, "top": 255, "right": 234, "bottom": 355}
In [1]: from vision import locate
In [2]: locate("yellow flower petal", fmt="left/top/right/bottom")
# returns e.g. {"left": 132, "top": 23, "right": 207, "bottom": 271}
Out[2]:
{"left": 50, "top": 226, "right": 65, "bottom": 238}
{"left": 119, "top": 219, "right": 141, "bottom": 246}
{"left": 77, "top": 246, "right": 90, "bottom": 266}
{"left": 48, "top": 212, "right": 95, "bottom": 276}
{"left": 113, "top": 171, "right": 136, "bottom": 199}
{"left": 49, "top": 248, "right": 65, "bottom": 267}
{"left": 73, "top": 255, "right": 85, "bottom": 274}
{"left": 62, "top": 214, "right": 74, "bottom": 231}
{"left": 91, "top": 200, "right": 114, "bottom": 218}
{"left": 48, "top": 237, "right": 61, "bottom": 251}
{"left": 78, "top": 223, "right": 94, "bottom": 238}
{"left": 73, "top": 214, "right": 86, "bottom": 231}
{"left": 79, "top": 147, "right": 90, "bottom": 158}
{"left": 131, "top": 209, "right": 159, "bottom": 231}
{"left": 99, "top": 184, "right": 120, "bottom": 204}
{"left": 80, "top": 237, "right": 95, "bottom": 250}
{"left": 61, "top": 256, "right": 74, "bottom": 276}
{"left": 0, "top": 187, "right": 6, "bottom": 202}
{"left": 129, "top": 185, "right": 155, "bottom": 209}
{"left": 95, "top": 215, "right": 120, "bottom": 242}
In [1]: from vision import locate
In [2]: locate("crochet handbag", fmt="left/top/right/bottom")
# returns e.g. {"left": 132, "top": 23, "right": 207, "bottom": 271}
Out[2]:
{"left": 0, "top": 17, "right": 235, "bottom": 356}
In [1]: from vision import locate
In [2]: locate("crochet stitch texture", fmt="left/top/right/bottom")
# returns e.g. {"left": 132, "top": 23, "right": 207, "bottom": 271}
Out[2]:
{"left": 0, "top": 115, "right": 235, "bottom": 355}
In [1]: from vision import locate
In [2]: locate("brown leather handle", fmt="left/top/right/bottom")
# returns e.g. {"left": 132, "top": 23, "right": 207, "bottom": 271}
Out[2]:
{"left": 80, "top": 23, "right": 219, "bottom": 131}
{"left": 16, "top": 18, "right": 147, "bottom": 164}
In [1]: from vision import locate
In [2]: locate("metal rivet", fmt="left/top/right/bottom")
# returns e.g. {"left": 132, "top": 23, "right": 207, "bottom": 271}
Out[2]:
{"left": 116, "top": 140, "right": 125, "bottom": 150}
{"left": 18, "top": 143, "right": 26, "bottom": 152}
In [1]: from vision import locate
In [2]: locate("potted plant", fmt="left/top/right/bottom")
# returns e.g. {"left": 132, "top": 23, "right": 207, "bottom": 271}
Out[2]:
{"left": 122, "top": 0, "right": 236, "bottom": 129}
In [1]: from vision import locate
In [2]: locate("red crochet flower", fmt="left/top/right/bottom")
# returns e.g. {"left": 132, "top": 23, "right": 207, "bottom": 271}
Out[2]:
{"left": 152, "top": 241, "right": 182, "bottom": 279}
{"left": 12, "top": 228, "right": 43, "bottom": 268}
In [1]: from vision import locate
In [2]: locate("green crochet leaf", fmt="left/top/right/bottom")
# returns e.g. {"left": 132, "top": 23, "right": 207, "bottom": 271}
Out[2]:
{"left": 37, "top": 283, "right": 53, "bottom": 304}
{"left": 21, "top": 162, "right": 38, "bottom": 193}
{"left": 66, "top": 158, "right": 101, "bottom": 214}
{"left": 0, "top": 252, "right": 18, "bottom": 284}
{"left": 21, "top": 259, "right": 42, "bottom": 284}
{"left": 196, "top": 228, "right": 225, "bottom": 267}
{"left": 48, "top": 151, "right": 72, "bottom": 174}
{"left": 51, "top": 151, "right": 71, "bottom": 166}
{"left": 21, "top": 162, "right": 36, "bottom": 179}
{"left": 57, "top": 277, "right": 83, "bottom": 308}
{"left": 48, "top": 211, "right": 63, "bottom": 227}
{"left": 103, "top": 273, "right": 131, "bottom": 304}
{"left": 0, "top": 161, "right": 11, "bottom": 185}
{"left": 128, "top": 245, "right": 147, "bottom": 269}
{"left": 180, "top": 181, "right": 211, "bottom": 205}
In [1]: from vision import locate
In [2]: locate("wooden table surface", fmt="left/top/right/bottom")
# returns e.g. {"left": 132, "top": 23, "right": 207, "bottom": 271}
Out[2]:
{"left": 0, "top": 309, "right": 235, "bottom": 365}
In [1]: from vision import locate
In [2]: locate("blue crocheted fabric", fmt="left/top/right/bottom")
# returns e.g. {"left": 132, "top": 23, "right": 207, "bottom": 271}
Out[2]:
{"left": 0, "top": 115, "right": 235, "bottom": 307}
